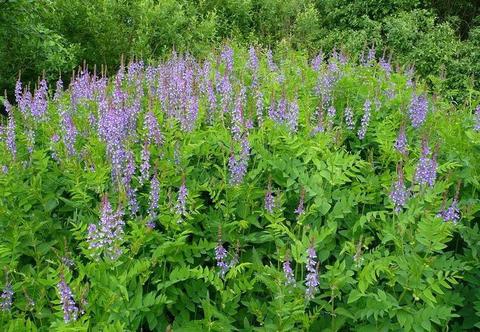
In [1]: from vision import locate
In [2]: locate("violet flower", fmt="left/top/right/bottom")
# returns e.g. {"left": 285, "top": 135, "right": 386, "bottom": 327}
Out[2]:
{"left": 305, "top": 246, "right": 319, "bottom": 300}
{"left": 414, "top": 140, "right": 437, "bottom": 187}
{"left": 87, "top": 196, "right": 125, "bottom": 260}
{"left": 264, "top": 182, "right": 275, "bottom": 213}
{"left": 409, "top": 93, "right": 428, "bottom": 128}
{"left": 0, "top": 283, "right": 13, "bottom": 312}
{"left": 390, "top": 165, "right": 409, "bottom": 212}
{"left": 344, "top": 107, "right": 355, "bottom": 130}
{"left": 4, "top": 99, "right": 16, "bottom": 159}
{"left": 394, "top": 125, "right": 408, "bottom": 155}
{"left": 175, "top": 179, "right": 188, "bottom": 222}
{"left": 147, "top": 173, "right": 160, "bottom": 228}
{"left": 437, "top": 199, "right": 460, "bottom": 223}
{"left": 357, "top": 99, "right": 371, "bottom": 140}
{"left": 283, "top": 258, "right": 295, "bottom": 286}
{"left": 57, "top": 277, "right": 78, "bottom": 323}
{"left": 474, "top": 105, "right": 480, "bottom": 131}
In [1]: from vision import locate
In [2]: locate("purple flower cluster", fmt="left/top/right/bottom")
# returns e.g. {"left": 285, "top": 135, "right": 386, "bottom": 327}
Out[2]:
{"left": 394, "top": 125, "right": 408, "bottom": 155}
{"left": 221, "top": 45, "right": 234, "bottom": 73}
{"left": 390, "top": 165, "right": 409, "bottom": 212}
{"left": 147, "top": 173, "right": 160, "bottom": 228}
{"left": 283, "top": 257, "right": 295, "bottom": 286}
{"left": 31, "top": 79, "right": 48, "bottom": 118}
{"left": 4, "top": 99, "right": 16, "bottom": 159}
{"left": 175, "top": 180, "right": 188, "bottom": 222}
{"left": 344, "top": 107, "right": 355, "bottom": 130}
{"left": 408, "top": 93, "right": 429, "bottom": 128}
{"left": 264, "top": 183, "right": 275, "bottom": 213}
{"left": 60, "top": 110, "right": 78, "bottom": 156}
{"left": 87, "top": 196, "right": 125, "bottom": 260}
{"left": 311, "top": 51, "right": 324, "bottom": 71}
{"left": 414, "top": 140, "right": 437, "bottom": 187}
{"left": 228, "top": 136, "right": 250, "bottom": 185}
{"left": 357, "top": 99, "right": 371, "bottom": 140}
{"left": 305, "top": 246, "right": 319, "bottom": 300}
{"left": 215, "top": 243, "right": 229, "bottom": 278}
{"left": 266, "top": 49, "right": 278, "bottom": 72}
{"left": 326, "top": 105, "right": 336, "bottom": 128}
{"left": 144, "top": 111, "right": 163, "bottom": 146}
{"left": 437, "top": 199, "right": 460, "bottom": 223}
{"left": 0, "top": 283, "right": 13, "bottom": 312}
{"left": 139, "top": 141, "right": 151, "bottom": 186}
{"left": 474, "top": 105, "right": 480, "bottom": 131}
{"left": 295, "top": 189, "right": 305, "bottom": 216}
{"left": 57, "top": 277, "right": 79, "bottom": 323}
{"left": 267, "top": 95, "right": 300, "bottom": 132}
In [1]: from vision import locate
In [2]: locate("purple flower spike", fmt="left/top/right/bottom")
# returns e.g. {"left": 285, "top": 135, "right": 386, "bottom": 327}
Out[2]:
{"left": 357, "top": 99, "right": 371, "bottom": 140}
{"left": 87, "top": 196, "right": 125, "bottom": 260}
{"left": 305, "top": 246, "right": 319, "bottom": 300}
{"left": 344, "top": 107, "right": 355, "bottom": 130}
{"left": 4, "top": 99, "right": 16, "bottom": 159}
{"left": 409, "top": 93, "right": 428, "bottom": 128}
{"left": 437, "top": 199, "right": 460, "bottom": 223}
{"left": 414, "top": 140, "right": 437, "bottom": 187}
{"left": 0, "top": 283, "right": 13, "bottom": 312}
{"left": 474, "top": 105, "right": 480, "bottom": 131}
{"left": 283, "top": 258, "right": 295, "bottom": 286}
{"left": 215, "top": 243, "right": 229, "bottom": 278}
{"left": 394, "top": 125, "right": 408, "bottom": 155}
{"left": 390, "top": 165, "right": 409, "bottom": 212}
{"left": 264, "top": 182, "right": 275, "bottom": 213}
{"left": 57, "top": 276, "right": 79, "bottom": 323}
{"left": 295, "top": 189, "right": 305, "bottom": 216}
{"left": 148, "top": 173, "right": 160, "bottom": 228}
{"left": 175, "top": 179, "right": 188, "bottom": 223}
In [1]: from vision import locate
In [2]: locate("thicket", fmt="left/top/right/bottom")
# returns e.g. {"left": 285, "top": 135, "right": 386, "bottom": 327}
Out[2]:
{"left": 0, "top": 45, "right": 480, "bottom": 331}
{"left": 1, "top": 0, "right": 479, "bottom": 104}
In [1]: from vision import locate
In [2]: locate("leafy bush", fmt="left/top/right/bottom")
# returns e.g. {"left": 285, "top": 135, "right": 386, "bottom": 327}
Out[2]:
{"left": 0, "top": 46, "right": 479, "bottom": 331}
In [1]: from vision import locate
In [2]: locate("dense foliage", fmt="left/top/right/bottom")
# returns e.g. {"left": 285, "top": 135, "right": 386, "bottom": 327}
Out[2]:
{"left": 1, "top": 46, "right": 480, "bottom": 331}
{"left": 1, "top": 0, "right": 479, "bottom": 103}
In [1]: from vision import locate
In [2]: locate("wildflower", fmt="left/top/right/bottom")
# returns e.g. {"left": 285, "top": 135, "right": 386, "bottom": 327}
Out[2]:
{"left": 144, "top": 111, "right": 163, "bottom": 145}
{"left": 175, "top": 179, "right": 188, "bottom": 222}
{"left": 437, "top": 199, "right": 460, "bottom": 223}
{"left": 409, "top": 93, "right": 428, "bottom": 128}
{"left": 31, "top": 78, "right": 48, "bottom": 118}
{"left": 286, "top": 98, "right": 299, "bottom": 133}
{"left": 283, "top": 256, "right": 295, "bottom": 286}
{"left": 414, "top": 139, "right": 437, "bottom": 187}
{"left": 139, "top": 141, "right": 151, "bottom": 186}
{"left": 357, "top": 99, "right": 371, "bottom": 140}
{"left": 221, "top": 45, "right": 234, "bottom": 73}
{"left": 147, "top": 173, "right": 160, "bottom": 228}
{"left": 390, "top": 164, "right": 408, "bottom": 212}
{"left": 394, "top": 125, "right": 408, "bottom": 155}
{"left": 57, "top": 276, "right": 78, "bottom": 323}
{"left": 326, "top": 105, "right": 336, "bottom": 128}
{"left": 54, "top": 78, "right": 64, "bottom": 101}
{"left": 311, "top": 51, "right": 324, "bottom": 71}
{"left": 264, "top": 182, "right": 275, "bottom": 213}
{"left": 266, "top": 49, "right": 278, "bottom": 72}
{"left": 305, "top": 246, "right": 319, "bottom": 300}
{"left": 295, "top": 188, "right": 305, "bottom": 216}
{"left": 87, "top": 196, "right": 125, "bottom": 260}
{"left": 228, "top": 136, "right": 250, "bottom": 185}
{"left": 60, "top": 110, "right": 77, "bottom": 156}
{"left": 247, "top": 46, "right": 259, "bottom": 72}
{"left": 0, "top": 283, "right": 13, "bottom": 312}
{"left": 344, "top": 107, "right": 355, "bottom": 130}
{"left": 4, "top": 99, "right": 16, "bottom": 159}
{"left": 474, "top": 105, "right": 480, "bottom": 131}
